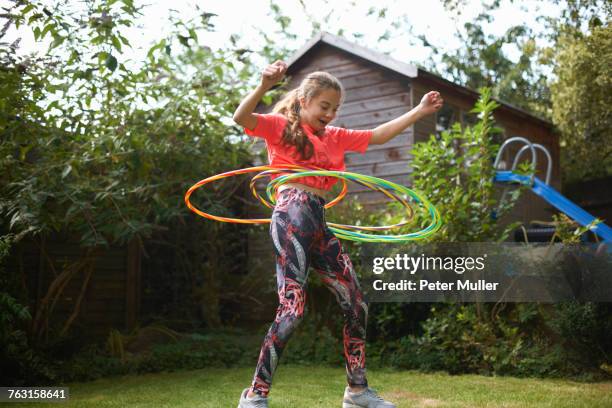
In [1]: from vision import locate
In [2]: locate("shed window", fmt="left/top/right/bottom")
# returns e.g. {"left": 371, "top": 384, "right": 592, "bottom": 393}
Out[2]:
{"left": 461, "top": 111, "right": 479, "bottom": 127}
{"left": 436, "top": 104, "right": 458, "bottom": 134}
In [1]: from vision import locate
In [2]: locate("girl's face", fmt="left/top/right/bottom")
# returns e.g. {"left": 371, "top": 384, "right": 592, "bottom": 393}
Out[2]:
{"left": 299, "top": 89, "right": 341, "bottom": 131}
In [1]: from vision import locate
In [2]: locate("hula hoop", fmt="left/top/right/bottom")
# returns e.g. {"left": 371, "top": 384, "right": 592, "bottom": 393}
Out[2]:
{"left": 185, "top": 166, "right": 441, "bottom": 242}
{"left": 184, "top": 165, "right": 348, "bottom": 224}
{"left": 267, "top": 170, "right": 442, "bottom": 242}
{"left": 249, "top": 168, "right": 415, "bottom": 231}
{"left": 248, "top": 167, "right": 349, "bottom": 210}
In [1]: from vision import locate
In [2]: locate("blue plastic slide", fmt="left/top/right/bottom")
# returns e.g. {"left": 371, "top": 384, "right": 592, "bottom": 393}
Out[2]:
{"left": 494, "top": 170, "right": 612, "bottom": 243}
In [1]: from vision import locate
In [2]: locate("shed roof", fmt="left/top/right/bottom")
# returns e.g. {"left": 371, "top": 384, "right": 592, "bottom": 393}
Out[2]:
{"left": 286, "top": 31, "right": 553, "bottom": 128}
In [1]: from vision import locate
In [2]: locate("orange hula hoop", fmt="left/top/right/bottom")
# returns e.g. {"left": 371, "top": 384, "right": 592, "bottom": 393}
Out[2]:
{"left": 184, "top": 165, "right": 348, "bottom": 224}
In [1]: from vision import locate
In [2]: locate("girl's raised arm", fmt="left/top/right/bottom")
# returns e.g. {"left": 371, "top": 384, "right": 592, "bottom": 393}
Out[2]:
{"left": 369, "top": 91, "right": 444, "bottom": 145}
{"left": 233, "top": 60, "right": 288, "bottom": 130}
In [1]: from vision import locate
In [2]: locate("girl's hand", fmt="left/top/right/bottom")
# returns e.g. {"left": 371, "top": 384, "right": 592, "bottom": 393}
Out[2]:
{"left": 418, "top": 91, "right": 444, "bottom": 116}
{"left": 261, "top": 60, "right": 288, "bottom": 90}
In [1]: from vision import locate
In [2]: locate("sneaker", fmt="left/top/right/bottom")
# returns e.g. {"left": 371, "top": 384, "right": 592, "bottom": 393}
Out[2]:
{"left": 342, "top": 386, "right": 396, "bottom": 408}
{"left": 237, "top": 387, "right": 268, "bottom": 408}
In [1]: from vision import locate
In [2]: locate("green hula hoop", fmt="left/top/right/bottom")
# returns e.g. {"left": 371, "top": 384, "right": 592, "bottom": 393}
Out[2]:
{"left": 267, "top": 170, "right": 442, "bottom": 243}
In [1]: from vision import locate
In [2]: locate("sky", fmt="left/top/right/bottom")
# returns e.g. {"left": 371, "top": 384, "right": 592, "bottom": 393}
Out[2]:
{"left": 4, "top": 0, "right": 562, "bottom": 71}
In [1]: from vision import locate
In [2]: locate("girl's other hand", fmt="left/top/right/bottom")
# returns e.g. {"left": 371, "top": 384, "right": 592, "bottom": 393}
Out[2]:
{"left": 261, "top": 60, "right": 288, "bottom": 90}
{"left": 418, "top": 91, "right": 444, "bottom": 116}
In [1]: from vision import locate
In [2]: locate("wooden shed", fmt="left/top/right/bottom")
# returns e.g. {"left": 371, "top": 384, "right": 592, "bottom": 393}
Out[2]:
{"left": 247, "top": 31, "right": 559, "bottom": 273}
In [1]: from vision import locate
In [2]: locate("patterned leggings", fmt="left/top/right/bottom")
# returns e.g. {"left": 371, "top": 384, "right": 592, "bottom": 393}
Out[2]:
{"left": 250, "top": 187, "right": 369, "bottom": 397}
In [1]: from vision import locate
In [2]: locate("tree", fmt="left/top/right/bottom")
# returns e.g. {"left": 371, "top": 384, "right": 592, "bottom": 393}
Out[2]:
{"left": 411, "top": 1, "right": 552, "bottom": 119}
{"left": 1, "top": 0, "right": 256, "bottom": 339}
{"left": 551, "top": 25, "right": 612, "bottom": 183}
{"left": 418, "top": 0, "right": 611, "bottom": 182}
{"left": 409, "top": 88, "right": 525, "bottom": 242}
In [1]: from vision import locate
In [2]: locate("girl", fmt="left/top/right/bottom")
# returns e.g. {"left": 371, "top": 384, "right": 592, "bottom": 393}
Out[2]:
{"left": 233, "top": 60, "right": 443, "bottom": 408}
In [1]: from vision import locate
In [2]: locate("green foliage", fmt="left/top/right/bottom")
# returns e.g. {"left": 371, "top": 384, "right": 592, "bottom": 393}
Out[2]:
{"left": 1, "top": 1, "right": 252, "bottom": 247}
{"left": 0, "top": 1, "right": 261, "bottom": 340}
{"left": 55, "top": 329, "right": 262, "bottom": 382}
{"left": 409, "top": 88, "right": 525, "bottom": 242}
{"left": 0, "top": 291, "right": 30, "bottom": 351}
{"left": 263, "top": 1, "right": 397, "bottom": 53}
{"left": 384, "top": 302, "right": 607, "bottom": 379}
{"left": 375, "top": 255, "right": 611, "bottom": 380}
{"left": 365, "top": 89, "right": 609, "bottom": 380}
{"left": 550, "top": 301, "right": 612, "bottom": 370}
{"left": 416, "top": 2, "right": 552, "bottom": 118}
{"left": 548, "top": 0, "right": 611, "bottom": 37}
{"left": 0, "top": 234, "right": 54, "bottom": 385}
{"left": 106, "top": 324, "right": 180, "bottom": 362}
{"left": 548, "top": 213, "right": 601, "bottom": 243}
{"left": 282, "top": 313, "right": 344, "bottom": 366}
{"left": 551, "top": 25, "right": 612, "bottom": 183}
{"left": 422, "top": 0, "right": 610, "bottom": 138}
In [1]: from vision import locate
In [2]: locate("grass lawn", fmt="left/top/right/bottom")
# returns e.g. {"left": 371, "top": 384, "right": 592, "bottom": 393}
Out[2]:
{"left": 9, "top": 365, "right": 612, "bottom": 407}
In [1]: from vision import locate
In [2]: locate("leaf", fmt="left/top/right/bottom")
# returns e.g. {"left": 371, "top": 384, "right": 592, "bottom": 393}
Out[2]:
{"left": 112, "top": 35, "right": 122, "bottom": 52}
{"left": 118, "top": 34, "right": 130, "bottom": 46}
{"left": 68, "top": 49, "right": 80, "bottom": 64}
{"left": 91, "top": 35, "right": 105, "bottom": 45}
{"left": 105, "top": 54, "right": 118, "bottom": 72}
{"left": 62, "top": 164, "right": 72, "bottom": 179}
{"left": 147, "top": 40, "right": 166, "bottom": 60}
{"left": 28, "top": 13, "right": 44, "bottom": 25}
{"left": 21, "top": 4, "right": 35, "bottom": 14}
{"left": 9, "top": 212, "right": 21, "bottom": 229}
{"left": 97, "top": 51, "right": 109, "bottom": 62}
{"left": 47, "top": 100, "right": 60, "bottom": 111}
{"left": 106, "top": 180, "right": 120, "bottom": 191}
{"left": 19, "top": 145, "right": 33, "bottom": 161}
{"left": 261, "top": 94, "right": 272, "bottom": 105}
{"left": 41, "top": 23, "right": 54, "bottom": 38}
{"left": 178, "top": 35, "right": 189, "bottom": 47}
{"left": 147, "top": 43, "right": 161, "bottom": 60}
{"left": 188, "top": 28, "right": 198, "bottom": 42}
{"left": 213, "top": 65, "right": 222, "bottom": 78}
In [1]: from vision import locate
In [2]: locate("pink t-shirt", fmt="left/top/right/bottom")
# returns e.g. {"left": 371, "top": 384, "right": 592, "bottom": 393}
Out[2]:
{"left": 244, "top": 113, "right": 372, "bottom": 191}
